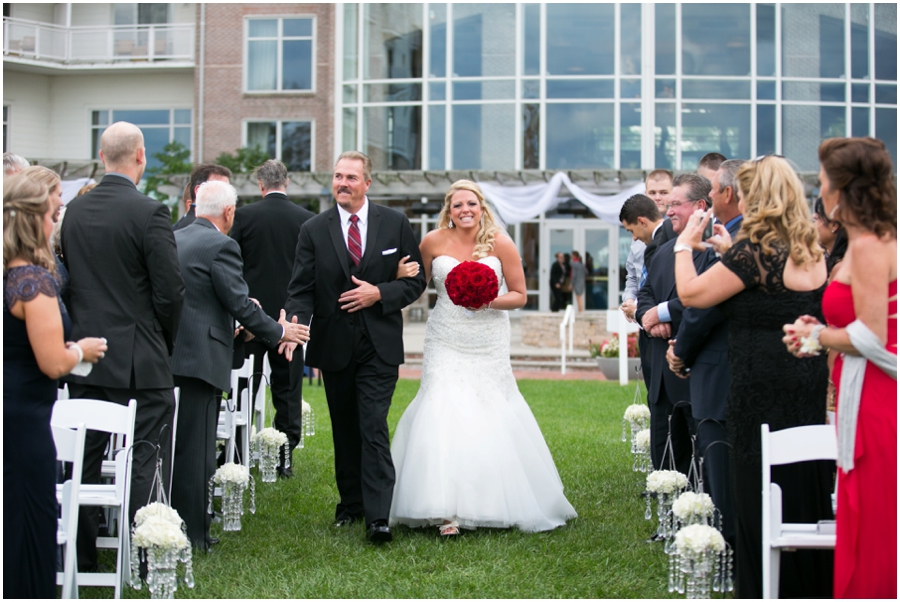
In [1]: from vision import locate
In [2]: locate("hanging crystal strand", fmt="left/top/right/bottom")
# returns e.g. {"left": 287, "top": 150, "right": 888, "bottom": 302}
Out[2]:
{"left": 183, "top": 545, "right": 195, "bottom": 588}
{"left": 725, "top": 545, "right": 734, "bottom": 592}
{"left": 308, "top": 406, "right": 315, "bottom": 436}
{"left": 644, "top": 490, "right": 653, "bottom": 520}
{"left": 207, "top": 476, "right": 215, "bottom": 515}
{"left": 284, "top": 441, "right": 291, "bottom": 470}
{"left": 130, "top": 531, "right": 142, "bottom": 590}
{"left": 656, "top": 492, "right": 667, "bottom": 538}
{"left": 249, "top": 475, "right": 256, "bottom": 514}
{"left": 621, "top": 416, "right": 628, "bottom": 442}
{"left": 667, "top": 550, "right": 677, "bottom": 592}
{"left": 676, "top": 555, "right": 686, "bottom": 594}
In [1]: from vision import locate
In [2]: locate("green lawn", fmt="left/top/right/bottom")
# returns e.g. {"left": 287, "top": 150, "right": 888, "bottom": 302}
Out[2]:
{"left": 108, "top": 379, "right": 683, "bottom": 599}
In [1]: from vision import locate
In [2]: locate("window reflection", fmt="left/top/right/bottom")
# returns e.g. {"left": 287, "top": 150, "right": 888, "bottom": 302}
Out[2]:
{"left": 364, "top": 105, "right": 421, "bottom": 170}
{"left": 522, "top": 104, "right": 540, "bottom": 169}
{"left": 757, "top": 4, "right": 776, "bottom": 76}
{"left": 655, "top": 4, "right": 676, "bottom": 75}
{"left": 852, "top": 107, "right": 869, "bottom": 137}
{"left": 364, "top": 4, "right": 422, "bottom": 80}
{"left": 874, "top": 4, "right": 897, "bottom": 81}
{"left": 850, "top": 4, "right": 869, "bottom": 79}
{"left": 428, "top": 105, "right": 445, "bottom": 170}
{"left": 429, "top": 4, "right": 446, "bottom": 78}
{"left": 875, "top": 108, "right": 897, "bottom": 168}
{"left": 545, "top": 103, "right": 614, "bottom": 169}
{"left": 453, "top": 4, "right": 515, "bottom": 77}
{"left": 655, "top": 103, "right": 676, "bottom": 169}
{"left": 783, "top": 105, "right": 845, "bottom": 171}
{"left": 681, "top": 104, "right": 750, "bottom": 168}
{"left": 546, "top": 3, "right": 614, "bottom": 75}
{"left": 621, "top": 103, "right": 641, "bottom": 169}
{"left": 682, "top": 4, "right": 750, "bottom": 76}
{"left": 452, "top": 104, "right": 514, "bottom": 169}
{"left": 621, "top": 4, "right": 641, "bottom": 75}
{"left": 782, "top": 4, "right": 845, "bottom": 78}
{"left": 523, "top": 4, "right": 540, "bottom": 76}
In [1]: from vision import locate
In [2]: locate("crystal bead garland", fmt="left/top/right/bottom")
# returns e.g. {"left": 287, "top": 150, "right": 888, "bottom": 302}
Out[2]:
{"left": 667, "top": 524, "right": 733, "bottom": 598}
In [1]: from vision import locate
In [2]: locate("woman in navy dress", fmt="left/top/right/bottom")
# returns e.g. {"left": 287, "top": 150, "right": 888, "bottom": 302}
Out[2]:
{"left": 3, "top": 174, "right": 107, "bottom": 598}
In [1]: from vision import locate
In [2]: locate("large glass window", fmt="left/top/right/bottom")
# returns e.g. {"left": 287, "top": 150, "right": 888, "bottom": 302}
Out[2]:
{"left": 452, "top": 104, "right": 514, "bottom": 169}
{"left": 783, "top": 105, "right": 845, "bottom": 171}
{"left": 452, "top": 5, "right": 515, "bottom": 77}
{"left": 680, "top": 104, "right": 751, "bottom": 170}
{"left": 364, "top": 4, "right": 422, "bottom": 80}
{"left": 782, "top": 5, "right": 845, "bottom": 79}
{"left": 545, "top": 103, "right": 614, "bottom": 169}
{"left": 874, "top": 4, "right": 897, "bottom": 82}
{"left": 364, "top": 106, "right": 421, "bottom": 170}
{"left": 246, "top": 121, "right": 312, "bottom": 171}
{"left": 546, "top": 4, "right": 614, "bottom": 76}
{"left": 246, "top": 17, "right": 313, "bottom": 92}
{"left": 682, "top": 4, "right": 750, "bottom": 76}
{"left": 91, "top": 109, "right": 191, "bottom": 170}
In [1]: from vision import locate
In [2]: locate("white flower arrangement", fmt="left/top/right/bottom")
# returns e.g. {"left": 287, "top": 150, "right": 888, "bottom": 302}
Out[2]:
{"left": 674, "top": 524, "right": 726, "bottom": 555}
{"left": 635, "top": 429, "right": 651, "bottom": 452}
{"left": 213, "top": 462, "right": 250, "bottom": 486}
{"left": 132, "top": 516, "right": 189, "bottom": 550}
{"left": 624, "top": 404, "right": 651, "bottom": 422}
{"left": 672, "top": 492, "right": 716, "bottom": 520}
{"left": 646, "top": 470, "right": 688, "bottom": 494}
{"left": 134, "top": 502, "right": 183, "bottom": 527}
{"left": 251, "top": 427, "right": 288, "bottom": 447}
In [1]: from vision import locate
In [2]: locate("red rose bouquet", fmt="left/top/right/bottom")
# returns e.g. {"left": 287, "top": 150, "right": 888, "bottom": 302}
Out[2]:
{"left": 444, "top": 261, "right": 499, "bottom": 308}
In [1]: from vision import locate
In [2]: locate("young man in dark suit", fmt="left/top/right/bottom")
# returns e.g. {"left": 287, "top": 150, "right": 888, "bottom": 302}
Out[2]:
{"left": 60, "top": 121, "right": 185, "bottom": 570}
{"left": 231, "top": 160, "right": 316, "bottom": 477}
{"left": 170, "top": 180, "right": 309, "bottom": 549}
{"left": 173, "top": 163, "right": 233, "bottom": 231}
{"left": 636, "top": 173, "right": 712, "bottom": 476}
{"left": 284, "top": 151, "right": 426, "bottom": 544}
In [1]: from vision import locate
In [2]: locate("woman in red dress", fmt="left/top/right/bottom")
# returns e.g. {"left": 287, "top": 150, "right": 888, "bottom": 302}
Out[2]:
{"left": 784, "top": 137, "right": 897, "bottom": 598}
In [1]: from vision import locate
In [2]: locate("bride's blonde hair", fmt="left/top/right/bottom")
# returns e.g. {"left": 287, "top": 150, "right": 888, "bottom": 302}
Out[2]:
{"left": 437, "top": 180, "right": 502, "bottom": 259}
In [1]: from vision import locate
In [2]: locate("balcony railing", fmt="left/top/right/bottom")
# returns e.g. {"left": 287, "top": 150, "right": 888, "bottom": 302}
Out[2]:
{"left": 3, "top": 17, "right": 194, "bottom": 66}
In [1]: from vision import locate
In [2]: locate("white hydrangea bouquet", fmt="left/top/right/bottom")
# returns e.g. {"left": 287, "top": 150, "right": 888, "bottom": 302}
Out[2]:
{"left": 622, "top": 399, "right": 651, "bottom": 446}
{"left": 668, "top": 524, "right": 733, "bottom": 598}
{"left": 645, "top": 470, "right": 689, "bottom": 543}
{"left": 672, "top": 491, "right": 721, "bottom": 532}
{"left": 208, "top": 462, "right": 255, "bottom": 532}
{"left": 130, "top": 502, "right": 195, "bottom": 598}
{"left": 251, "top": 427, "right": 288, "bottom": 483}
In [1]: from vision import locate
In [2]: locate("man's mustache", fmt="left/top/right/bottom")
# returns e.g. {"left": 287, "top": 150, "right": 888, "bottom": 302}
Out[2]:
{"left": 337, "top": 187, "right": 351, "bottom": 195}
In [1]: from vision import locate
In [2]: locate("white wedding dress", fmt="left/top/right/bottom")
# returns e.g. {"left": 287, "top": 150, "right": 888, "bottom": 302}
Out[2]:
{"left": 389, "top": 255, "right": 577, "bottom": 532}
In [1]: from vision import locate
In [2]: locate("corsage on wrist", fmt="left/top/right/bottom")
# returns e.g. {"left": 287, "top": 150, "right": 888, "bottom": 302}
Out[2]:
{"left": 673, "top": 243, "right": 693, "bottom": 254}
{"left": 67, "top": 342, "right": 84, "bottom": 363}
{"left": 798, "top": 324, "right": 826, "bottom": 356}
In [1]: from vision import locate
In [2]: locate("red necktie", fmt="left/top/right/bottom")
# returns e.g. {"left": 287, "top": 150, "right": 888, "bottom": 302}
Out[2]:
{"left": 348, "top": 214, "right": 362, "bottom": 266}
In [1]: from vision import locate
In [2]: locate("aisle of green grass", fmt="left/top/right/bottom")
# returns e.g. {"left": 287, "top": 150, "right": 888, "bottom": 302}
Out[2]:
{"left": 112, "top": 379, "right": 679, "bottom": 599}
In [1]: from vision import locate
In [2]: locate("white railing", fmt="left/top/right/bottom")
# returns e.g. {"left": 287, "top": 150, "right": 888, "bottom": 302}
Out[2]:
{"left": 558, "top": 304, "right": 575, "bottom": 375}
{"left": 3, "top": 17, "right": 194, "bottom": 66}
{"left": 606, "top": 308, "right": 641, "bottom": 385}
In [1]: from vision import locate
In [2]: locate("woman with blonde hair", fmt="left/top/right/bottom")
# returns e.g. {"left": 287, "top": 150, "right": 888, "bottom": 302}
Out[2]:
{"left": 389, "top": 180, "right": 576, "bottom": 536}
{"left": 673, "top": 156, "right": 834, "bottom": 598}
{"left": 784, "top": 137, "right": 896, "bottom": 599}
{"left": 3, "top": 174, "right": 107, "bottom": 598}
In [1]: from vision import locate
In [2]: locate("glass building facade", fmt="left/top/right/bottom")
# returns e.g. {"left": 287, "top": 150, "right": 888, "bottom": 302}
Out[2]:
{"left": 337, "top": 3, "right": 897, "bottom": 311}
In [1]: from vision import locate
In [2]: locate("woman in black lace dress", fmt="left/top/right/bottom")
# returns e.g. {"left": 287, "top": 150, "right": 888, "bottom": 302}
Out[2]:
{"left": 3, "top": 174, "right": 107, "bottom": 598}
{"left": 671, "top": 156, "right": 834, "bottom": 598}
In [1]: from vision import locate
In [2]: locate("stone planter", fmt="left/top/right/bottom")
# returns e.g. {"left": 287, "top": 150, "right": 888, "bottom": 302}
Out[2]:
{"left": 596, "top": 357, "right": 642, "bottom": 380}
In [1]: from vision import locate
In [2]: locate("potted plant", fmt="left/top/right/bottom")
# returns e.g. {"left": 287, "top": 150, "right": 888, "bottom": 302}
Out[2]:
{"left": 589, "top": 334, "right": 641, "bottom": 380}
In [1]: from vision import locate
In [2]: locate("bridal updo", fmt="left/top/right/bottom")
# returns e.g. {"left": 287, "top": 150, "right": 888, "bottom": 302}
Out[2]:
{"left": 438, "top": 180, "right": 502, "bottom": 259}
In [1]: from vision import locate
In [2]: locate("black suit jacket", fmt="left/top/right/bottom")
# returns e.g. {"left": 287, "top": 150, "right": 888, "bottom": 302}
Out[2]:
{"left": 230, "top": 193, "right": 315, "bottom": 320}
{"left": 635, "top": 237, "right": 706, "bottom": 406}
{"left": 61, "top": 174, "right": 184, "bottom": 389}
{"left": 673, "top": 217, "right": 744, "bottom": 421}
{"left": 170, "top": 219, "right": 283, "bottom": 392}
{"left": 284, "top": 202, "right": 426, "bottom": 371}
{"left": 643, "top": 219, "right": 676, "bottom": 270}
{"left": 173, "top": 205, "right": 196, "bottom": 231}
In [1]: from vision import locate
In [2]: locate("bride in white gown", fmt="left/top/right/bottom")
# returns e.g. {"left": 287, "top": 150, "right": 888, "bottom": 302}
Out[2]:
{"left": 389, "top": 180, "right": 576, "bottom": 536}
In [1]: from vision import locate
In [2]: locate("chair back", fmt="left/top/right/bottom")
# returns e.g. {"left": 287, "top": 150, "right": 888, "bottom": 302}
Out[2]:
{"left": 52, "top": 422, "right": 87, "bottom": 599}
{"left": 51, "top": 398, "right": 137, "bottom": 441}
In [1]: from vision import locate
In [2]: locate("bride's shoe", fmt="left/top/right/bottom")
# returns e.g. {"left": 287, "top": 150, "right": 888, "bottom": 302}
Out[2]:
{"left": 439, "top": 520, "right": 459, "bottom": 537}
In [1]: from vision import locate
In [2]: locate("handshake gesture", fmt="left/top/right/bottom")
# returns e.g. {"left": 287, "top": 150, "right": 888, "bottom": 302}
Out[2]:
{"left": 276, "top": 309, "right": 309, "bottom": 361}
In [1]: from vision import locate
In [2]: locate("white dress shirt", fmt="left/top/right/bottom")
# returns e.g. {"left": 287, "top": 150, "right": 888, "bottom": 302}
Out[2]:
{"left": 336, "top": 196, "right": 370, "bottom": 259}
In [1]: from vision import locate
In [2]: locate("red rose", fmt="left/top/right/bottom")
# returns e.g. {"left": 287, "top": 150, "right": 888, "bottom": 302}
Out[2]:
{"left": 445, "top": 261, "right": 499, "bottom": 308}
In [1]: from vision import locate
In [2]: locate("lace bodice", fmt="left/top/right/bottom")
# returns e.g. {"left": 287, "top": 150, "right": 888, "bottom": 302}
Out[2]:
{"left": 719, "top": 239, "right": 828, "bottom": 462}
{"left": 4, "top": 264, "right": 65, "bottom": 314}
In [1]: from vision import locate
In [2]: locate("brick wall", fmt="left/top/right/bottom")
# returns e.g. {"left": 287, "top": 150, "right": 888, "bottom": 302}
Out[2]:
{"left": 196, "top": 4, "right": 335, "bottom": 170}
{"left": 520, "top": 313, "right": 612, "bottom": 349}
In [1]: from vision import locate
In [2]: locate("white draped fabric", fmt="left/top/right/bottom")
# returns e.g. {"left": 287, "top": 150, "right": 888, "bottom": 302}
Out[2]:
{"left": 477, "top": 173, "right": 645, "bottom": 226}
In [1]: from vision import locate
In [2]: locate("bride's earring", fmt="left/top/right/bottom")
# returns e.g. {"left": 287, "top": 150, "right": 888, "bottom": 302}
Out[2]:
{"left": 448, "top": 220, "right": 454, "bottom": 229}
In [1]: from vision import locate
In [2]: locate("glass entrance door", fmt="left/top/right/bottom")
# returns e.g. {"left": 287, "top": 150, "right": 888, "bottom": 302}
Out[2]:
{"left": 543, "top": 222, "right": 620, "bottom": 311}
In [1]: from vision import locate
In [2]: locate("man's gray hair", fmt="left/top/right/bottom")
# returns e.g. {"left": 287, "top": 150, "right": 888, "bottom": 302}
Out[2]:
{"left": 254, "top": 159, "right": 289, "bottom": 191}
{"left": 196, "top": 180, "right": 237, "bottom": 218}
{"left": 717, "top": 159, "right": 746, "bottom": 195}
{"left": 3, "top": 152, "right": 29, "bottom": 176}
{"left": 672, "top": 172, "right": 712, "bottom": 206}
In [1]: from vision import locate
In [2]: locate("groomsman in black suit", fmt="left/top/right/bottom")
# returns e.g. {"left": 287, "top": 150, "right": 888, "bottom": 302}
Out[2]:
{"left": 173, "top": 163, "right": 233, "bottom": 231}
{"left": 284, "top": 151, "right": 426, "bottom": 543}
{"left": 169, "top": 180, "right": 309, "bottom": 549}
{"left": 667, "top": 159, "right": 746, "bottom": 549}
{"left": 636, "top": 173, "right": 712, "bottom": 475}
{"left": 231, "top": 160, "right": 316, "bottom": 477}
{"left": 60, "top": 121, "right": 185, "bottom": 570}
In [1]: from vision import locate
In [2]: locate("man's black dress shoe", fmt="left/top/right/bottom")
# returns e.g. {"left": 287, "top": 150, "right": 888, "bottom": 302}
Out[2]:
{"left": 334, "top": 515, "right": 363, "bottom": 527}
{"left": 366, "top": 520, "right": 392, "bottom": 544}
{"left": 207, "top": 536, "right": 220, "bottom": 546}
{"left": 277, "top": 466, "right": 294, "bottom": 479}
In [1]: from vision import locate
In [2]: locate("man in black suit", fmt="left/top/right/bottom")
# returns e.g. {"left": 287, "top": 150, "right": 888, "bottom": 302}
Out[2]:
{"left": 284, "top": 151, "right": 426, "bottom": 544}
{"left": 173, "top": 163, "right": 233, "bottom": 231}
{"left": 170, "top": 180, "right": 309, "bottom": 549}
{"left": 549, "top": 252, "right": 567, "bottom": 312}
{"left": 231, "top": 160, "right": 316, "bottom": 477}
{"left": 636, "top": 173, "right": 712, "bottom": 475}
{"left": 667, "top": 159, "right": 746, "bottom": 549}
{"left": 60, "top": 121, "right": 185, "bottom": 571}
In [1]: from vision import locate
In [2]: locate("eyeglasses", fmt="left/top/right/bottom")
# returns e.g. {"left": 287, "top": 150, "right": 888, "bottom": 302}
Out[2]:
{"left": 753, "top": 154, "right": 786, "bottom": 163}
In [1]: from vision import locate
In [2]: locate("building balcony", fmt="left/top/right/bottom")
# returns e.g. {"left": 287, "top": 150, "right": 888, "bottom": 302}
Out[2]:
{"left": 3, "top": 17, "right": 194, "bottom": 71}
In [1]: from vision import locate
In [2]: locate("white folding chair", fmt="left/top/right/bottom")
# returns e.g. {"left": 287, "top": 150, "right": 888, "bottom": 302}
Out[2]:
{"left": 219, "top": 355, "right": 253, "bottom": 466}
{"left": 53, "top": 422, "right": 87, "bottom": 599}
{"left": 252, "top": 353, "right": 272, "bottom": 436}
{"left": 51, "top": 398, "right": 137, "bottom": 599}
{"left": 761, "top": 423, "right": 837, "bottom": 599}
{"left": 168, "top": 387, "right": 180, "bottom": 500}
